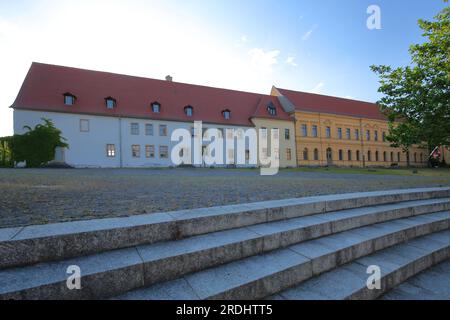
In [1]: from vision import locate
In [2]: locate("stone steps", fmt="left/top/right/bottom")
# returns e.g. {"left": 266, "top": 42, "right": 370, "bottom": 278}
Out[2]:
{"left": 272, "top": 230, "right": 450, "bottom": 300}
{"left": 0, "top": 187, "right": 449, "bottom": 300}
{"left": 379, "top": 259, "right": 450, "bottom": 300}
{"left": 1, "top": 187, "right": 449, "bottom": 270}
{"left": 113, "top": 212, "right": 450, "bottom": 300}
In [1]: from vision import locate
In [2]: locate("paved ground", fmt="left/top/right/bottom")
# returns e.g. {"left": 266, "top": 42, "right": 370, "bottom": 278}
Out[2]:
{"left": 380, "top": 259, "right": 450, "bottom": 300}
{"left": 0, "top": 167, "right": 449, "bottom": 228}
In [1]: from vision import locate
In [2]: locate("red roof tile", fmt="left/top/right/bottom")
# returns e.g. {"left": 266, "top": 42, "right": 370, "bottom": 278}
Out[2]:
{"left": 12, "top": 63, "right": 293, "bottom": 126}
{"left": 275, "top": 87, "right": 386, "bottom": 121}
{"left": 251, "top": 95, "right": 292, "bottom": 121}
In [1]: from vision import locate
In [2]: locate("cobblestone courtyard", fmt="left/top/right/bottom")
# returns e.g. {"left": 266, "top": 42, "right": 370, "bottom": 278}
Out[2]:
{"left": 1, "top": 167, "right": 450, "bottom": 228}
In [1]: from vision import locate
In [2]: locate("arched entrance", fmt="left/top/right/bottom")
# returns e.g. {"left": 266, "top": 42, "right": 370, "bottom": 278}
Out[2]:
{"left": 326, "top": 148, "right": 333, "bottom": 165}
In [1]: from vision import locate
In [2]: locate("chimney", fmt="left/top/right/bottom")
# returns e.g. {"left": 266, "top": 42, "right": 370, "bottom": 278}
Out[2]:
{"left": 165, "top": 75, "right": 173, "bottom": 82}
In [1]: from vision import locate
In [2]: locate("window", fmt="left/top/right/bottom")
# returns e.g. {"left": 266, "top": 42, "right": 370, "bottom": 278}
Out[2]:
{"left": 105, "top": 97, "right": 116, "bottom": 109}
{"left": 375, "top": 151, "right": 379, "bottom": 161}
{"left": 64, "top": 93, "right": 76, "bottom": 105}
{"left": 222, "top": 110, "right": 231, "bottom": 120}
{"left": 261, "top": 127, "right": 267, "bottom": 139}
{"left": 228, "top": 149, "right": 236, "bottom": 162}
{"left": 301, "top": 124, "right": 308, "bottom": 137}
{"left": 383, "top": 151, "right": 387, "bottom": 162}
{"left": 285, "top": 129, "right": 290, "bottom": 140}
{"left": 131, "top": 123, "right": 139, "bottom": 135}
{"left": 132, "top": 145, "right": 140, "bottom": 158}
{"left": 367, "top": 150, "right": 372, "bottom": 161}
{"left": 348, "top": 150, "right": 352, "bottom": 161}
{"left": 145, "top": 124, "right": 153, "bottom": 136}
{"left": 151, "top": 102, "right": 161, "bottom": 113}
{"left": 339, "top": 149, "right": 343, "bottom": 161}
{"left": 398, "top": 152, "right": 401, "bottom": 162}
{"left": 159, "top": 125, "right": 168, "bottom": 136}
{"left": 356, "top": 150, "right": 360, "bottom": 161}
{"left": 366, "top": 130, "right": 371, "bottom": 141}
{"left": 382, "top": 132, "right": 386, "bottom": 142}
{"left": 245, "top": 149, "right": 250, "bottom": 161}
{"left": 106, "top": 144, "right": 116, "bottom": 157}
{"left": 145, "top": 145, "right": 155, "bottom": 158}
{"left": 267, "top": 103, "right": 277, "bottom": 116}
{"left": 420, "top": 153, "right": 423, "bottom": 163}
{"left": 355, "top": 129, "right": 360, "bottom": 140}
{"left": 184, "top": 106, "right": 193, "bottom": 117}
{"left": 346, "top": 128, "right": 351, "bottom": 140}
{"left": 303, "top": 148, "right": 308, "bottom": 160}
{"left": 326, "top": 127, "right": 331, "bottom": 138}
{"left": 312, "top": 125, "right": 318, "bottom": 137}
{"left": 414, "top": 153, "right": 417, "bottom": 163}
{"left": 80, "top": 119, "right": 89, "bottom": 132}
{"left": 314, "top": 148, "right": 319, "bottom": 161}
{"left": 159, "top": 146, "right": 169, "bottom": 158}
{"left": 286, "top": 148, "right": 292, "bottom": 161}
{"left": 337, "top": 128, "right": 343, "bottom": 139}
{"left": 391, "top": 152, "right": 394, "bottom": 162}
{"left": 374, "top": 131, "right": 378, "bottom": 141}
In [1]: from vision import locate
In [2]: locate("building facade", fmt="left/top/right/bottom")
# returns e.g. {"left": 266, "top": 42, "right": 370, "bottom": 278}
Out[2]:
{"left": 11, "top": 62, "right": 433, "bottom": 169}
{"left": 272, "top": 87, "right": 428, "bottom": 167}
{"left": 12, "top": 63, "right": 296, "bottom": 168}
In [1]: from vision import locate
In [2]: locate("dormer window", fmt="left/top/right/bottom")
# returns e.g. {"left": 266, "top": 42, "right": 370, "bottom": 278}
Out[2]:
{"left": 222, "top": 109, "right": 231, "bottom": 120}
{"left": 184, "top": 106, "right": 193, "bottom": 117}
{"left": 105, "top": 97, "right": 116, "bottom": 109}
{"left": 151, "top": 102, "right": 161, "bottom": 113}
{"left": 63, "top": 93, "right": 76, "bottom": 106}
{"left": 267, "top": 103, "right": 277, "bottom": 116}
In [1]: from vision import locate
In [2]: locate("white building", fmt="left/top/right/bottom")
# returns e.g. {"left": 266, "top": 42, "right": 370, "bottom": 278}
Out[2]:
{"left": 12, "top": 63, "right": 296, "bottom": 168}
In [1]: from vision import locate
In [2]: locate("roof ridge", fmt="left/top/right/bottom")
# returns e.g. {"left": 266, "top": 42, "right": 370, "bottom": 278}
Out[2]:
{"left": 275, "top": 87, "right": 377, "bottom": 105}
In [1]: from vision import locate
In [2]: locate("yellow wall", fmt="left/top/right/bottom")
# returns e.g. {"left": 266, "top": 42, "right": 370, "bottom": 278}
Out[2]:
{"left": 251, "top": 117, "right": 297, "bottom": 168}
{"left": 292, "top": 110, "right": 427, "bottom": 167}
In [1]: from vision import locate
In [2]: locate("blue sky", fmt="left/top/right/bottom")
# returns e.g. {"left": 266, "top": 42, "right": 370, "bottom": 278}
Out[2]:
{"left": 0, "top": 0, "right": 447, "bottom": 136}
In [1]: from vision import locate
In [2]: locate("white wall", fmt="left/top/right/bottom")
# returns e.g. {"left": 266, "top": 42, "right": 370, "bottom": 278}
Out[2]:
{"left": 13, "top": 110, "right": 255, "bottom": 168}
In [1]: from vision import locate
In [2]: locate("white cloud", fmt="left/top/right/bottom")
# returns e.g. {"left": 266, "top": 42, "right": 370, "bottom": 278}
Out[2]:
{"left": 248, "top": 48, "right": 280, "bottom": 74}
{"left": 302, "top": 25, "right": 318, "bottom": 41}
{"left": 240, "top": 35, "right": 248, "bottom": 43}
{"left": 285, "top": 56, "right": 298, "bottom": 67}
{"left": 345, "top": 95, "right": 354, "bottom": 100}
{"left": 312, "top": 82, "right": 325, "bottom": 93}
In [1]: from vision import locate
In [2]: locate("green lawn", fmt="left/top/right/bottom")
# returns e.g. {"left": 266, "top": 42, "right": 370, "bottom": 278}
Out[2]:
{"left": 284, "top": 166, "right": 450, "bottom": 177}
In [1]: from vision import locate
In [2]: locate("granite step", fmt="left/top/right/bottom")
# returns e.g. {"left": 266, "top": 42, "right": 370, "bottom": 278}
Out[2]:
{"left": 379, "top": 259, "right": 450, "bottom": 300}
{"left": 2, "top": 187, "right": 449, "bottom": 269}
{"left": 113, "top": 211, "right": 450, "bottom": 300}
{"left": 272, "top": 230, "right": 450, "bottom": 300}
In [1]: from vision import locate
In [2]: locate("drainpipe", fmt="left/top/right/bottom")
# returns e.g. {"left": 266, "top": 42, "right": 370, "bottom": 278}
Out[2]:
{"left": 119, "top": 117, "right": 123, "bottom": 168}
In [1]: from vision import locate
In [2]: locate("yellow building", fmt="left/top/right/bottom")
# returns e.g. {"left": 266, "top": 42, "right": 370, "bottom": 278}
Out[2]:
{"left": 250, "top": 96, "right": 297, "bottom": 168}
{"left": 271, "top": 87, "right": 428, "bottom": 167}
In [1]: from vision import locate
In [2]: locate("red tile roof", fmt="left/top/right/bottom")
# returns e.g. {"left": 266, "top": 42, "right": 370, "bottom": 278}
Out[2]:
{"left": 275, "top": 87, "right": 386, "bottom": 121}
{"left": 12, "top": 62, "right": 293, "bottom": 126}
{"left": 251, "top": 95, "right": 292, "bottom": 121}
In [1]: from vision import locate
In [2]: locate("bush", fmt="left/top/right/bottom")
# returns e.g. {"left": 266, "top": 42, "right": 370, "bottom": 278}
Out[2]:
{"left": 0, "top": 137, "right": 13, "bottom": 168}
{"left": 9, "top": 119, "right": 68, "bottom": 168}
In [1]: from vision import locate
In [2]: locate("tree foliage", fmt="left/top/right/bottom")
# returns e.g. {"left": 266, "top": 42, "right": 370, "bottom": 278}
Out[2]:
{"left": 9, "top": 118, "right": 68, "bottom": 168}
{"left": 371, "top": 5, "right": 450, "bottom": 157}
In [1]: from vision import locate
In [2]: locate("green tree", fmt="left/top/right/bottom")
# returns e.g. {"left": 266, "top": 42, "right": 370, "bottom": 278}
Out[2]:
{"left": 10, "top": 118, "right": 68, "bottom": 168}
{"left": 371, "top": 5, "right": 450, "bottom": 165}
